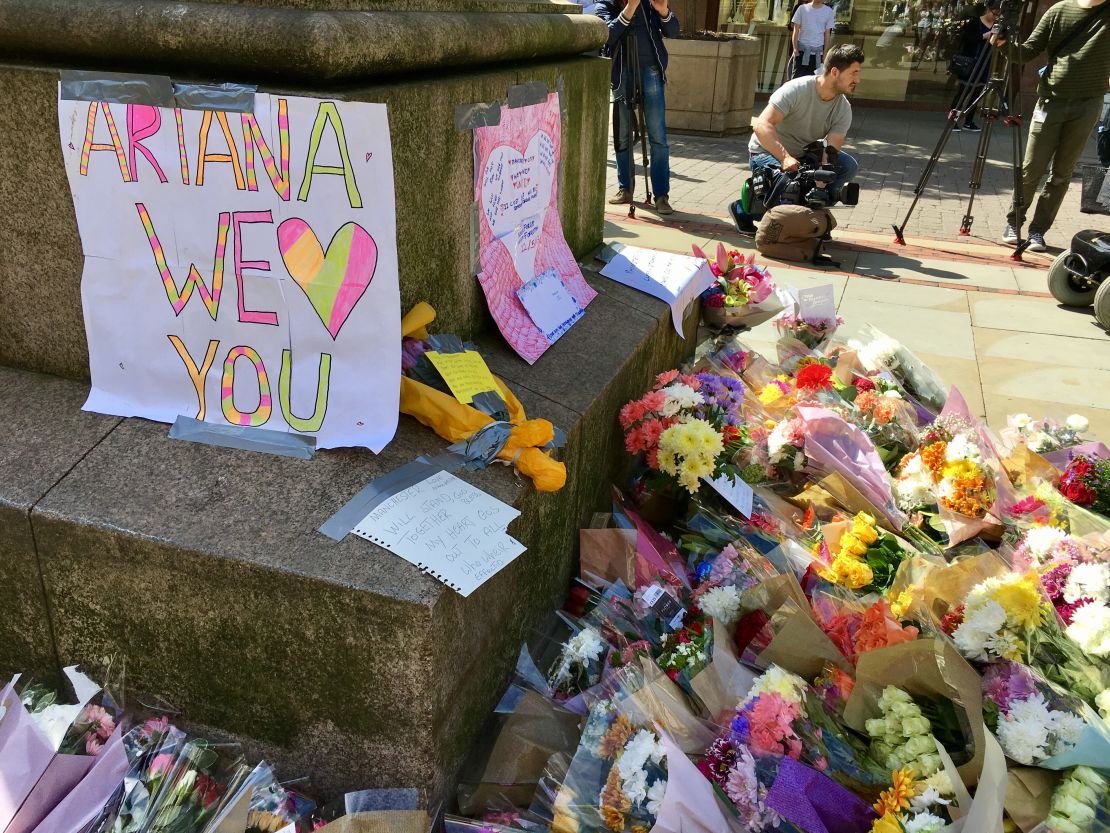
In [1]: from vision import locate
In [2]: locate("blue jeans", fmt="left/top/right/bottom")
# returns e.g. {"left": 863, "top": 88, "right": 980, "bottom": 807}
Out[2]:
{"left": 615, "top": 65, "right": 670, "bottom": 197}
{"left": 748, "top": 149, "right": 858, "bottom": 214}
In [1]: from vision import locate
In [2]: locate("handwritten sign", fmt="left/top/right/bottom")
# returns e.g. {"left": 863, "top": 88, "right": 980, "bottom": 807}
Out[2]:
{"left": 516, "top": 269, "right": 584, "bottom": 344}
{"left": 351, "top": 470, "right": 525, "bottom": 596}
{"left": 599, "top": 245, "right": 715, "bottom": 336}
{"left": 58, "top": 93, "right": 400, "bottom": 450}
{"left": 706, "top": 473, "right": 754, "bottom": 518}
{"left": 425, "top": 349, "right": 500, "bottom": 404}
{"left": 797, "top": 284, "right": 836, "bottom": 320}
{"left": 474, "top": 93, "right": 596, "bottom": 364}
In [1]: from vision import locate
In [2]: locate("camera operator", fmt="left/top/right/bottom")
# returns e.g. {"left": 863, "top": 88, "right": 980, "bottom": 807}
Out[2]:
{"left": 596, "top": 0, "right": 681, "bottom": 215}
{"left": 991, "top": 0, "right": 1110, "bottom": 251}
{"left": 730, "top": 44, "right": 864, "bottom": 233}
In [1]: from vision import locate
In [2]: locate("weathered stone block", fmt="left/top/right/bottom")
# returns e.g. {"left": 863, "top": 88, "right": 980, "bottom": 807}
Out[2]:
{"left": 666, "top": 35, "right": 760, "bottom": 136}
{"left": 28, "top": 267, "right": 697, "bottom": 799}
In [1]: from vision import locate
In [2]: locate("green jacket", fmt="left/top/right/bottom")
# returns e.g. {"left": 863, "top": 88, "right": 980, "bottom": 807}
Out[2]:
{"left": 1010, "top": 0, "right": 1110, "bottom": 101}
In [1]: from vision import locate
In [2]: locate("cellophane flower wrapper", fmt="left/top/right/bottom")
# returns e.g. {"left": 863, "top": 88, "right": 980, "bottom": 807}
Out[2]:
{"left": 998, "top": 411, "right": 1094, "bottom": 458}
{"left": 517, "top": 612, "right": 615, "bottom": 715}
{"left": 1042, "top": 440, "right": 1109, "bottom": 472}
{"left": 808, "top": 591, "right": 921, "bottom": 669}
{"left": 453, "top": 684, "right": 584, "bottom": 816}
{"left": 846, "top": 324, "right": 948, "bottom": 416}
{"left": 603, "top": 659, "right": 719, "bottom": 755}
{"left": 794, "top": 405, "right": 907, "bottom": 532}
{"left": 688, "top": 618, "right": 760, "bottom": 725}
{"left": 135, "top": 738, "right": 243, "bottom": 833}
{"left": 842, "top": 638, "right": 986, "bottom": 789}
{"left": 611, "top": 488, "right": 692, "bottom": 590}
{"left": 980, "top": 661, "right": 1110, "bottom": 771}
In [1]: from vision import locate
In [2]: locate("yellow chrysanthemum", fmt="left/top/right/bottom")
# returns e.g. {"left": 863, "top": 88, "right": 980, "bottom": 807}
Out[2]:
{"left": 870, "top": 813, "right": 904, "bottom": 833}
{"left": 759, "top": 385, "right": 784, "bottom": 405}
{"left": 991, "top": 573, "right": 1045, "bottom": 629}
{"left": 874, "top": 769, "right": 918, "bottom": 816}
{"left": 942, "top": 458, "right": 981, "bottom": 482}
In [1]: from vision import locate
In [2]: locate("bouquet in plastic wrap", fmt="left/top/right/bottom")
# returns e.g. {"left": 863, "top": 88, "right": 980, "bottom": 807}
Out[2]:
{"left": 1000, "top": 412, "right": 1092, "bottom": 456}
{"left": 692, "top": 243, "right": 783, "bottom": 330}
{"left": 846, "top": 324, "right": 948, "bottom": 417}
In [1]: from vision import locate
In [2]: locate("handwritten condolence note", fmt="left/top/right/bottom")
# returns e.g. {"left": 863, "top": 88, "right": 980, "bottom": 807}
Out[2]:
{"left": 352, "top": 470, "right": 525, "bottom": 596}
{"left": 516, "top": 269, "right": 585, "bottom": 345}
{"left": 599, "top": 245, "right": 715, "bottom": 336}
{"left": 425, "top": 349, "right": 500, "bottom": 405}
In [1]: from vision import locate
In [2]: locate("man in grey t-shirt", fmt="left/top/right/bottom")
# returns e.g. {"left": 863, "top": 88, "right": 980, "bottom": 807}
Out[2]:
{"left": 731, "top": 43, "right": 863, "bottom": 233}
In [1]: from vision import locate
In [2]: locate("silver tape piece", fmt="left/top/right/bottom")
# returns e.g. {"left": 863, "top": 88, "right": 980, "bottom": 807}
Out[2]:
{"left": 168, "top": 416, "right": 316, "bottom": 460}
{"left": 59, "top": 70, "right": 174, "bottom": 106}
{"left": 507, "top": 80, "right": 549, "bottom": 109}
{"left": 427, "top": 334, "right": 467, "bottom": 354}
{"left": 454, "top": 100, "right": 502, "bottom": 130}
{"left": 58, "top": 73, "right": 256, "bottom": 112}
{"left": 318, "top": 460, "right": 445, "bottom": 541}
{"left": 172, "top": 82, "right": 257, "bottom": 113}
{"left": 593, "top": 241, "right": 626, "bottom": 264}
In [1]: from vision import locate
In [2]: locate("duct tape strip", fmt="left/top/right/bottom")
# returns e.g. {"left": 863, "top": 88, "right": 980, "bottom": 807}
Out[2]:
{"left": 169, "top": 416, "right": 316, "bottom": 459}
{"left": 427, "top": 333, "right": 467, "bottom": 354}
{"left": 59, "top": 70, "right": 175, "bottom": 106}
{"left": 593, "top": 241, "right": 626, "bottom": 264}
{"left": 507, "top": 81, "right": 549, "bottom": 109}
{"left": 173, "top": 82, "right": 256, "bottom": 113}
{"left": 454, "top": 100, "right": 502, "bottom": 131}
{"left": 470, "top": 390, "right": 510, "bottom": 423}
{"left": 318, "top": 459, "right": 445, "bottom": 541}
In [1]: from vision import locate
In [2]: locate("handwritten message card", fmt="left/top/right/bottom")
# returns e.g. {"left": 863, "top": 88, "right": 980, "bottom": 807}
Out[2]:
{"left": 351, "top": 470, "right": 525, "bottom": 597}
{"left": 516, "top": 269, "right": 585, "bottom": 345}
{"left": 473, "top": 93, "right": 596, "bottom": 364}
{"left": 599, "top": 245, "right": 714, "bottom": 336}
{"left": 794, "top": 284, "right": 836, "bottom": 319}
{"left": 425, "top": 350, "right": 500, "bottom": 404}
{"left": 706, "top": 473, "right": 754, "bottom": 518}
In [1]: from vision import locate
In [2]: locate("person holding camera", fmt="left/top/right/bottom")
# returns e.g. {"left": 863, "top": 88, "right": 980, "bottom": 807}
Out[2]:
{"left": 730, "top": 44, "right": 864, "bottom": 233}
{"left": 948, "top": 0, "right": 999, "bottom": 131}
{"left": 596, "top": 0, "right": 681, "bottom": 215}
{"left": 992, "top": 0, "right": 1110, "bottom": 251}
{"left": 790, "top": 0, "right": 837, "bottom": 78}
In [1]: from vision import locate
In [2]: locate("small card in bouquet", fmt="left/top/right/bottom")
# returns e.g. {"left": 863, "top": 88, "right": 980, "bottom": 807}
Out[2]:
{"left": 706, "top": 472, "right": 754, "bottom": 518}
{"left": 352, "top": 469, "right": 525, "bottom": 596}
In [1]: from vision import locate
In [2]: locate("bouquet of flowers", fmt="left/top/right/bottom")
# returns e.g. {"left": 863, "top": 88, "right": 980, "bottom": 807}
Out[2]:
{"left": 1007, "top": 523, "right": 1109, "bottom": 632}
{"left": 815, "top": 511, "right": 911, "bottom": 593}
{"left": 1044, "top": 766, "right": 1109, "bottom": 833}
{"left": 620, "top": 370, "right": 748, "bottom": 498}
{"left": 1058, "top": 454, "right": 1110, "bottom": 518}
{"left": 863, "top": 687, "right": 945, "bottom": 779}
{"left": 693, "top": 243, "right": 782, "bottom": 330}
{"left": 846, "top": 380, "right": 921, "bottom": 471}
{"left": 1000, "top": 412, "right": 1091, "bottom": 455}
{"left": 774, "top": 311, "right": 844, "bottom": 351}
{"left": 846, "top": 325, "right": 948, "bottom": 417}
{"left": 870, "top": 767, "right": 956, "bottom": 833}
{"left": 547, "top": 625, "right": 611, "bottom": 700}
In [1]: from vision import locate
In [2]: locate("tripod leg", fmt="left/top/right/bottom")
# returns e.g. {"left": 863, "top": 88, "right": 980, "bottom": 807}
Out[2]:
{"left": 638, "top": 101, "right": 653, "bottom": 206}
{"left": 1007, "top": 62, "right": 1029, "bottom": 261}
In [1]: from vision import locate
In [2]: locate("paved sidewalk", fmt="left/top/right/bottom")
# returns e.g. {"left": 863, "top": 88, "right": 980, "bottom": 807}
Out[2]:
{"left": 607, "top": 106, "right": 1106, "bottom": 254}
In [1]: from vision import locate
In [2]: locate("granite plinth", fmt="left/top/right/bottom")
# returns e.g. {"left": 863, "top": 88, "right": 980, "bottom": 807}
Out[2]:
{"left": 16, "top": 263, "right": 698, "bottom": 800}
{"left": 0, "top": 57, "right": 609, "bottom": 380}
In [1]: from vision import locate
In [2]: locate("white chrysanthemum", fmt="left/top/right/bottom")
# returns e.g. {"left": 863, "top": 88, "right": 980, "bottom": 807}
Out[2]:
{"left": 1010, "top": 413, "right": 1034, "bottom": 429}
{"left": 922, "top": 770, "right": 955, "bottom": 797}
{"left": 1026, "top": 431, "right": 1057, "bottom": 452}
{"left": 1064, "top": 562, "right": 1110, "bottom": 604}
{"left": 1066, "top": 414, "right": 1090, "bottom": 433}
{"left": 1023, "top": 526, "right": 1068, "bottom": 564}
{"left": 997, "top": 717, "right": 1050, "bottom": 764}
{"left": 623, "top": 767, "right": 649, "bottom": 805}
{"left": 645, "top": 777, "right": 667, "bottom": 816}
{"left": 953, "top": 625, "right": 989, "bottom": 660}
{"left": 659, "top": 383, "right": 703, "bottom": 417}
{"left": 566, "top": 627, "right": 606, "bottom": 665}
{"left": 905, "top": 812, "right": 946, "bottom": 833}
{"left": 855, "top": 336, "right": 900, "bottom": 371}
{"left": 910, "top": 786, "right": 950, "bottom": 812}
{"left": 1009, "top": 692, "right": 1052, "bottom": 725}
{"left": 965, "top": 598, "right": 1008, "bottom": 633}
{"left": 984, "top": 631, "right": 1023, "bottom": 660}
{"left": 895, "top": 468, "right": 935, "bottom": 510}
{"left": 883, "top": 389, "right": 903, "bottom": 399}
{"left": 944, "top": 432, "right": 980, "bottom": 463}
{"left": 744, "top": 665, "right": 808, "bottom": 705}
{"left": 700, "top": 585, "right": 742, "bottom": 626}
{"left": 1066, "top": 601, "right": 1110, "bottom": 657}
{"left": 1050, "top": 710, "right": 1085, "bottom": 750}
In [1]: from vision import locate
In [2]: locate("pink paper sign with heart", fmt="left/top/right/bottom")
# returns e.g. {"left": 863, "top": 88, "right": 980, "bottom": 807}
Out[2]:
{"left": 277, "top": 218, "right": 377, "bottom": 340}
{"left": 473, "top": 92, "right": 596, "bottom": 365}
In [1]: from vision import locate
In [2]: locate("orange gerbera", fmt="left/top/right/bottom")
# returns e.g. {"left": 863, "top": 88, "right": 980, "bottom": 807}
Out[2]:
{"left": 874, "top": 768, "right": 918, "bottom": 816}
{"left": 921, "top": 442, "right": 948, "bottom": 481}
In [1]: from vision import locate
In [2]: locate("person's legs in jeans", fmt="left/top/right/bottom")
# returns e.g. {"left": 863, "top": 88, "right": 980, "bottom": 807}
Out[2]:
{"left": 639, "top": 66, "right": 670, "bottom": 199}
{"left": 614, "top": 95, "right": 634, "bottom": 195}
{"left": 1028, "top": 98, "right": 1102, "bottom": 235}
{"left": 828, "top": 150, "right": 858, "bottom": 193}
{"left": 792, "top": 51, "right": 818, "bottom": 79}
{"left": 748, "top": 151, "right": 779, "bottom": 216}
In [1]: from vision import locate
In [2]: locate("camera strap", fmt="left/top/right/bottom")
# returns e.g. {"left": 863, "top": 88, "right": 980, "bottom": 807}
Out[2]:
{"left": 1046, "top": 2, "right": 1109, "bottom": 63}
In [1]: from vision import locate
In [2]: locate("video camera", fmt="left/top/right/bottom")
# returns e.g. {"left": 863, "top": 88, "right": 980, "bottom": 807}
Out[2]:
{"left": 989, "top": 0, "right": 1022, "bottom": 42}
{"left": 753, "top": 142, "right": 860, "bottom": 210}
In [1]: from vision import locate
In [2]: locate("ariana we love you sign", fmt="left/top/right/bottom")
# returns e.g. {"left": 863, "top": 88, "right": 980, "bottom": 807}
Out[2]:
{"left": 58, "top": 92, "right": 400, "bottom": 450}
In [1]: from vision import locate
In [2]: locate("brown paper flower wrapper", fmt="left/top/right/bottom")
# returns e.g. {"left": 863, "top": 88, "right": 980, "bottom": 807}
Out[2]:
{"left": 843, "top": 638, "right": 986, "bottom": 787}
{"left": 1004, "top": 767, "right": 1061, "bottom": 833}
{"left": 456, "top": 689, "right": 583, "bottom": 815}
{"left": 578, "top": 527, "right": 638, "bottom": 588}
{"left": 622, "top": 658, "right": 719, "bottom": 755}
{"left": 1002, "top": 445, "right": 1062, "bottom": 492}
{"left": 689, "top": 618, "right": 758, "bottom": 725}
{"left": 889, "top": 551, "right": 1007, "bottom": 632}
{"left": 317, "top": 812, "right": 430, "bottom": 833}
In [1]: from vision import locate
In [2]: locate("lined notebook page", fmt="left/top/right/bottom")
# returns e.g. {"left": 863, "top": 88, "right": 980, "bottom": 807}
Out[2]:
{"left": 352, "top": 469, "right": 525, "bottom": 596}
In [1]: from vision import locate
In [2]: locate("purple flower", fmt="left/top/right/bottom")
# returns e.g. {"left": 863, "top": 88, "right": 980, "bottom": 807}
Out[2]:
{"left": 1040, "top": 561, "right": 1074, "bottom": 599}
{"left": 982, "top": 662, "right": 1038, "bottom": 711}
{"left": 696, "top": 372, "right": 746, "bottom": 426}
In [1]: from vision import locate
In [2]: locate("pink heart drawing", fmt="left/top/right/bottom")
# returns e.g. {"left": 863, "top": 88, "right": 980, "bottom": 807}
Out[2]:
{"left": 277, "top": 218, "right": 377, "bottom": 340}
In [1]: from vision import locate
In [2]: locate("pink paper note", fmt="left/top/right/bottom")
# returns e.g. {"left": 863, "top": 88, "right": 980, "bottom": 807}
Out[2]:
{"left": 473, "top": 93, "right": 596, "bottom": 364}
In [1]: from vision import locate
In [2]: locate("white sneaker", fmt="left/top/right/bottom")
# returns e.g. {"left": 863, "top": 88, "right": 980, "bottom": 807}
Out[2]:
{"left": 1027, "top": 232, "right": 1047, "bottom": 252}
{"left": 1002, "top": 224, "right": 1019, "bottom": 244}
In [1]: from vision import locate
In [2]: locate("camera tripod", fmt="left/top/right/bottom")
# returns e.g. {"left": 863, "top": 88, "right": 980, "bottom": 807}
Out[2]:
{"left": 616, "top": 18, "right": 653, "bottom": 218}
{"left": 891, "top": 0, "right": 1031, "bottom": 261}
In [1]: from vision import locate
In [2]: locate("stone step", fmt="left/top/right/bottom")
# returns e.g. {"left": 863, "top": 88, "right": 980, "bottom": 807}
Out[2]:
{"left": 1, "top": 264, "right": 698, "bottom": 801}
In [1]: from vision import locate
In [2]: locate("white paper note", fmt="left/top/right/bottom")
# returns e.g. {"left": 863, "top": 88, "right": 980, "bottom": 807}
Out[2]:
{"left": 600, "top": 245, "right": 715, "bottom": 336}
{"left": 352, "top": 470, "right": 525, "bottom": 596}
{"left": 706, "top": 473, "right": 754, "bottom": 518}
{"left": 516, "top": 268, "right": 585, "bottom": 344}
{"left": 797, "top": 284, "right": 836, "bottom": 319}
